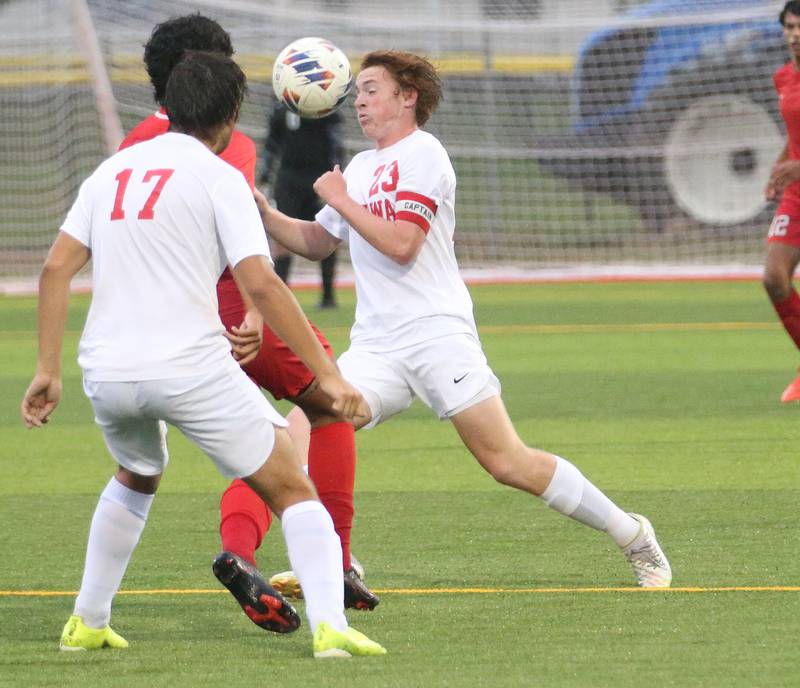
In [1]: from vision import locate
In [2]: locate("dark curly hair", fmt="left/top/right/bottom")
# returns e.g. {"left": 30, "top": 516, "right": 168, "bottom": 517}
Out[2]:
{"left": 780, "top": 1, "right": 800, "bottom": 24}
{"left": 361, "top": 50, "right": 442, "bottom": 126}
{"left": 164, "top": 51, "right": 247, "bottom": 138}
{"left": 144, "top": 14, "right": 233, "bottom": 105}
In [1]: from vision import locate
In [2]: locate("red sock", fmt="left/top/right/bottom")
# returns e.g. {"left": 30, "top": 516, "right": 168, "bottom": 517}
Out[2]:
{"left": 774, "top": 289, "right": 800, "bottom": 350}
{"left": 307, "top": 421, "right": 355, "bottom": 570}
{"left": 219, "top": 479, "right": 272, "bottom": 566}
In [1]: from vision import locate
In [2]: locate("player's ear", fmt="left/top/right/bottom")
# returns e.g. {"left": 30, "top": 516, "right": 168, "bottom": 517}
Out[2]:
{"left": 402, "top": 88, "right": 418, "bottom": 110}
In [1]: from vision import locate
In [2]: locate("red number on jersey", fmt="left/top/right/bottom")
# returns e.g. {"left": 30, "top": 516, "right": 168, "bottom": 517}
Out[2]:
{"left": 110, "top": 168, "right": 175, "bottom": 220}
{"left": 381, "top": 161, "right": 399, "bottom": 192}
{"left": 138, "top": 169, "right": 174, "bottom": 219}
{"left": 369, "top": 165, "right": 385, "bottom": 196}
{"left": 110, "top": 169, "right": 133, "bottom": 220}
{"left": 368, "top": 161, "right": 399, "bottom": 196}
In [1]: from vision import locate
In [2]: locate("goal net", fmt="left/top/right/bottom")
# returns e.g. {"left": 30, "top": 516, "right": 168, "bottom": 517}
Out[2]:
{"left": 0, "top": 0, "right": 786, "bottom": 283}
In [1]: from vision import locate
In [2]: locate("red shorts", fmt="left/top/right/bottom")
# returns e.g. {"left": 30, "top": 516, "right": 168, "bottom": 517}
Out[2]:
{"left": 768, "top": 189, "right": 800, "bottom": 247}
{"left": 217, "top": 277, "right": 333, "bottom": 400}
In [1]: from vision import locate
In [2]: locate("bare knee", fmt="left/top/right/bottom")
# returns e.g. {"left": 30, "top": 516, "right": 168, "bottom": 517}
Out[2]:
{"left": 763, "top": 267, "right": 793, "bottom": 303}
{"left": 481, "top": 453, "right": 517, "bottom": 487}
{"left": 475, "top": 442, "right": 537, "bottom": 487}
{"left": 244, "top": 467, "right": 316, "bottom": 518}
{"left": 763, "top": 245, "right": 800, "bottom": 303}
{"left": 115, "top": 466, "right": 160, "bottom": 494}
{"left": 453, "top": 396, "right": 554, "bottom": 493}
{"left": 243, "top": 429, "right": 318, "bottom": 517}
{"left": 474, "top": 444, "right": 556, "bottom": 495}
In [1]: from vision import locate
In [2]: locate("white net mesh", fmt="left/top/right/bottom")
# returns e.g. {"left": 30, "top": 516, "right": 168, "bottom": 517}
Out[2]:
{"left": 0, "top": 0, "right": 787, "bottom": 282}
{"left": 0, "top": 0, "right": 107, "bottom": 279}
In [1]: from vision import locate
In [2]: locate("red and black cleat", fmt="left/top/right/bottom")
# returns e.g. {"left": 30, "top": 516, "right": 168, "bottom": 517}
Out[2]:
{"left": 212, "top": 551, "right": 300, "bottom": 633}
{"left": 343, "top": 566, "right": 380, "bottom": 610}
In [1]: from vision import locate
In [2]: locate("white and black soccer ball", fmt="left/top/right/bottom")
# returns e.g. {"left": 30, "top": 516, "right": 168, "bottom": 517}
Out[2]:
{"left": 272, "top": 37, "right": 353, "bottom": 119}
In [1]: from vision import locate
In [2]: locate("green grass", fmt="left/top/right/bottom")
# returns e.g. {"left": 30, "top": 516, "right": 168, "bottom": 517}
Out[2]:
{"left": 1, "top": 281, "right": 798, "bottom": 687}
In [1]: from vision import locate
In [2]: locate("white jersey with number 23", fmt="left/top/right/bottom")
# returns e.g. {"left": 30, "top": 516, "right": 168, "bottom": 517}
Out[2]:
{"left": 317, "top": 129, "right": 476, "bottom": 351}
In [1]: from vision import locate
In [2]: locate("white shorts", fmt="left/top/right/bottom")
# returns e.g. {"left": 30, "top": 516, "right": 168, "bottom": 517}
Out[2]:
{"left": 338, "top": 332, "right": 501, "bottom": 428}
{"left": 83, "top": 358, "right": 288, "bottom": 479}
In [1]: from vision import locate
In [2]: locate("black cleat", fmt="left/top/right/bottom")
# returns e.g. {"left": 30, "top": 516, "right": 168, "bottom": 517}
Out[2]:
{"left": 270, "top": 563, "right": 380, "bottom": 610}
{"left": 212, "top": 551, "right": 301, "bottom": 633}
{"left": 344, "top": 566, "right": 380, "bottom": 610}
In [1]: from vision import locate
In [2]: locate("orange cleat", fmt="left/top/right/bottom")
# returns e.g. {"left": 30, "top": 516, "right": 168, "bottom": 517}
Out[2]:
{"left": 780, "top": 372, "right": 800, "bottom": 403}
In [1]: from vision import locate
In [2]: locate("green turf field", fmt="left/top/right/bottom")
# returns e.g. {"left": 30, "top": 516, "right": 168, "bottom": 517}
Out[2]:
{"left": 1, "top": 281, "right": 798, "bottom": 687}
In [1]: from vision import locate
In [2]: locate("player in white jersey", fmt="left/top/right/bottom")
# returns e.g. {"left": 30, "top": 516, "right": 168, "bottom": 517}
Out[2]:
{"left": 20, "top": 51, "right": 385, "bottom": 659}
{"left": 259, "top": 50, "right": 672, "bottom": 592}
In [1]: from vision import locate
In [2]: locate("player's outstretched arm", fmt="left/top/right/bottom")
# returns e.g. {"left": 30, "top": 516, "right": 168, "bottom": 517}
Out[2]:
{"left": 232, "top": 254, "right": 363, "bottom": 421}
{"left": 21, "top": 232, "right": 90, "bottom": 428}
{"left": 253, "top": 188, "right": 339, "bottom": 261}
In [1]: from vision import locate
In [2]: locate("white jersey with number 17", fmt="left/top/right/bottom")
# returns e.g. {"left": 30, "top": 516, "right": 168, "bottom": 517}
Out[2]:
{"left": 316, "top": 129, "right": 476, "bottom": 351}
{"left": 60, "top": 132, "right": 270, "bottom": 381}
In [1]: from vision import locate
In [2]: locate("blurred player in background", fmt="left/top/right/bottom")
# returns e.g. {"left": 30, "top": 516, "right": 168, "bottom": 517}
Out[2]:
{"left": 262, "top": 103, "right": 344, "bottom": 309}
{"left": 21, "top": 50, "right": 384, "bottom": 658}
{"left": 764, "top": 1, "right": 800, "bottom": 403}
{"left": 121, "top": 14, "right": 378, "bottom": 620}
{"left": 259, "top": 50, "right": 672, "bottom": 592}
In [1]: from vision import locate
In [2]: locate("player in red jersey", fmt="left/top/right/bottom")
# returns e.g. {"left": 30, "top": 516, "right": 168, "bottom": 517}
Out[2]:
{"left": 764, "top": 1, "right": 800, "bottom": 402}
{"left": 121, "top": 15, "right": 378, "bottom": 620}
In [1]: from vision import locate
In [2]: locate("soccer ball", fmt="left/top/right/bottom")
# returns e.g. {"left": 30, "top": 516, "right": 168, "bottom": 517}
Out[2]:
{"left": 272, "top": 37, "right": 353, "bottom": 119}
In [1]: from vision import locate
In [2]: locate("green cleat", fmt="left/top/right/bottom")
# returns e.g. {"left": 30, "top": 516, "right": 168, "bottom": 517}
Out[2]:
{"left": 59, "top": 615, "right": 129, "bottom": 651}
{"left": 312, "top": 621, "right": 387, "bottom": 659}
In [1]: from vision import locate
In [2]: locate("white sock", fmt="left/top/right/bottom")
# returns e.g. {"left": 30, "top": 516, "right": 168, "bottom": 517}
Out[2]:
{"left": 73, "top": 477, "right": 154, "bottom": 628}
{"left": 540, "top": 456, "right": 639, "bottom": 547}
{"left": 281, "top": 500, "right": 346, "bottom": 634}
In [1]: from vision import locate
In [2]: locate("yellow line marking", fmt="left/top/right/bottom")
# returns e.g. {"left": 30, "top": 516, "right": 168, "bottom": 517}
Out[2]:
{"left": 477, "top": 321, "right": 779, "bottom": 335}
{"left": 0, "top": 321, "right": 781, "bottom": 341}
{"left": 0, "top": 70, "right": 91, "bottom": 86}
{"left": 0, "top": 54, "right": 89, "bottom": 67}
{"left": 0, "top": 51, "right": 573, "bottom": 88}
{"left": 377, "top": 586, "right": 800, "bottom": 594}
{"left": 2, "top": 585, "right": 798, "bottom": 597}
{"left": 492, "top": 55, "right": 574, "bottom": 72}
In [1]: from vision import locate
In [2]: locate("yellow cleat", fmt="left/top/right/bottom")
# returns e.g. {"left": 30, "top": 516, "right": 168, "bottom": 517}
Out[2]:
{"left": 269, "top": 570, "right": 304, "bottom": 600}
{"left": 59, "top": 615, "right": 129, "bottom": 651}
{"left": 312, "top": 621, "right": 386, "bottom": 659}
